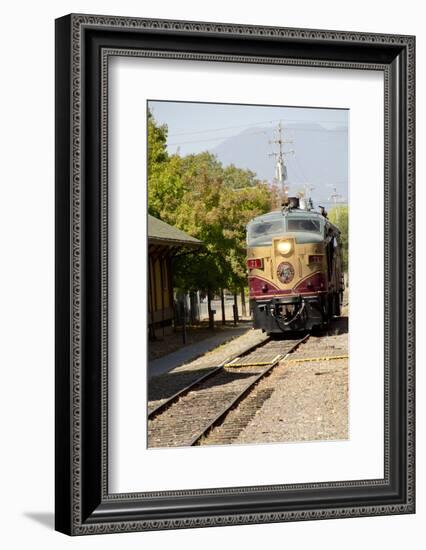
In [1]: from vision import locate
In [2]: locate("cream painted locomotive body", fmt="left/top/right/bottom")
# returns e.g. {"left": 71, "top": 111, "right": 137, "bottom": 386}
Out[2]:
{"left": 246, "top": 207, "right": 344, "bottom": 334}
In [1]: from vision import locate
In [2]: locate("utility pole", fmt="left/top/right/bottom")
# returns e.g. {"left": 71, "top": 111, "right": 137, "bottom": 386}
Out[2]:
{"left": 269, "top": 121, "right": 293, "bottom": 202}
{"left": 329, "top": 186, "right": 344, "bottom": 225}
{"left": 330, "top": 186, "right": 343, "bottom": 206}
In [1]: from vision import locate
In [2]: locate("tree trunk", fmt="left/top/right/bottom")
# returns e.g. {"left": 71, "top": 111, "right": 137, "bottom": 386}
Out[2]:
{"left": 182, "top": 295, "right": 187, "bottom": 344}
{"left": 220, "top": 288, "right": 226, "bottom": 325}
{"left": 240, "top": 286, "right": 247, "bottom": 317}
{"left": 207, "top": 289, "right": 214, "bottom": 330}
{"left": 189, "top": 291, "right": 197, "bottom": 324}
{"left": 233, "top": 291, "right": 238, "bottom": 325}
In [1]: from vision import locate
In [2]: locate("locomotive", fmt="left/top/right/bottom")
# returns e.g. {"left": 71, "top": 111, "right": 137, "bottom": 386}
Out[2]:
{"left": 246, "top": 197, "right": 344, "bottom": 334}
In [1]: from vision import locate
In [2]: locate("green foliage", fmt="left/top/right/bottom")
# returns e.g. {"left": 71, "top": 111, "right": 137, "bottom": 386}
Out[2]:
{"left": 147, "top": 110, "right": 274, "bottom": 293}
{"left": 328, "top": 205, "right": 349, "bottom": 272}
{"left": 147, "top": 110, "right": 186, "bottom": 219}
{"left": 222, "top": 164, "right": 259, "bottom": 189}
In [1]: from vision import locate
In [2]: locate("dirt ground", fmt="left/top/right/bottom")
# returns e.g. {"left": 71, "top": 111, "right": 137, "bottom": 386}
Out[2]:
{"left": 233, "top": 318, "right": 349, "bottom": 444}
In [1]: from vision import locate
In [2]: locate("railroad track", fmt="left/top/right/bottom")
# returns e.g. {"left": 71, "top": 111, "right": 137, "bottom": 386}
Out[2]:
{"left": 147, "top": 334, "right": 309, "bottom": 448}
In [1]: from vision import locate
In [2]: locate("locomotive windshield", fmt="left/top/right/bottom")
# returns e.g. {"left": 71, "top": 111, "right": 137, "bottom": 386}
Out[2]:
{"left": 247, "top": 214, "right": 323, "bottom": 247}
{"left": 247, "top": 219, "right": 285, "bottom": 247}
{"left": 287, "top": 218, "right": 321, "bottom": 233}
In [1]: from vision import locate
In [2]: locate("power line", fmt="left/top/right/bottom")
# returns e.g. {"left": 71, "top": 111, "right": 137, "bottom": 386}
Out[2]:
{"left": 167, "top": 126, "right": 347, "bottom": 147}
{"left": 168, "top": 119, "right": 276, "bottom": 137}
{"left": 168, "top": 129, "right": 267, "bottom": 147}
{"left": 290, "top": 154, "right": 309, "bottom": 183}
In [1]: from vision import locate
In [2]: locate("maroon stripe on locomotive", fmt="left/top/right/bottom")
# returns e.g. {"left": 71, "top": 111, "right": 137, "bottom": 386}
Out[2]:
{"left": 249, "top": 271, "right": 327, "bottom": 298}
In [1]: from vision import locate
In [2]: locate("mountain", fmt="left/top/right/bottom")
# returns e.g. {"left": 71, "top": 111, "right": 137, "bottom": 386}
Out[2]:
{"left": 211, "top": 122, "right": 348, "bottom": 206}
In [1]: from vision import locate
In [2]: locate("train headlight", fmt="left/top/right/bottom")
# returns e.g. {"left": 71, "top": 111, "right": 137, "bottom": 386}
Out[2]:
{"left": 277, "top": 240, "right": 292, "bottom": 255}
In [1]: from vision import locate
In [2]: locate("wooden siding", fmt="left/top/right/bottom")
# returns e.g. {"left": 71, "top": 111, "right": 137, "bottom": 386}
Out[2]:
{"left": 148, "top": 251, "right": 174, "bottom": 331}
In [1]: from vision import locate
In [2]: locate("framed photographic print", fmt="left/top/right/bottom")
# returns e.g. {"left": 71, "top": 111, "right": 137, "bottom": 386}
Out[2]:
{"left": 55, "top": 14, "right": 415, "bottom": 535}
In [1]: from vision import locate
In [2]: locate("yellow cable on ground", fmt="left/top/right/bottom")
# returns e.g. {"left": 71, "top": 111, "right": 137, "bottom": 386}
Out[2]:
{"left": 225, "top": 361, "right": 274, "bottom": 367}
{"left": 285, "top": 355, "right": 349, "bottom": 363}
{"left": 225, "top": 354, "right": 282, "bottom": 368}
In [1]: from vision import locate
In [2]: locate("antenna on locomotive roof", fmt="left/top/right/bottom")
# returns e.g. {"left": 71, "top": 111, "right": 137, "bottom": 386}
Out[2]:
{"left": 297, "top": 184, "right": 315, "bottom": 211}
{"left": 268, "top": 121, "right": 293, "bottom": 206}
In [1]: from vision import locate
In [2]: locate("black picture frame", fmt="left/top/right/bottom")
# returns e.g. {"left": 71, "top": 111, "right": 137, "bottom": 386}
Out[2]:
{"left": 55, "top": 13, "right": 415, "bottom": 535}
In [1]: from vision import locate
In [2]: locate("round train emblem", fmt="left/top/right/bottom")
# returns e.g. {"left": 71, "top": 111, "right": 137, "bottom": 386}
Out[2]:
{"left": 277, "top": 262, "right": 295, "bottom": 284}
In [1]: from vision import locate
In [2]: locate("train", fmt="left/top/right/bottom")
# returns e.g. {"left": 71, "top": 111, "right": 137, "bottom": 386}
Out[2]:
{"left": 246, "top": 197, "right": 345, "bottom": 334}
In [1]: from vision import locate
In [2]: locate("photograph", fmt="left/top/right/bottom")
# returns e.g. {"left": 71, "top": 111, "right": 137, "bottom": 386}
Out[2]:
{"left": 147, "top": 100, "right": 349, "bottom": 449}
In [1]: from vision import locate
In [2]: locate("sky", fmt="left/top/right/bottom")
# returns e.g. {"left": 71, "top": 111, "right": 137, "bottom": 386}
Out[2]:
{"left": 149, "top": 100, "right": 348, "bottom": 154}
{"left": 148, "top": 100, "right": 349, "bottom": 206}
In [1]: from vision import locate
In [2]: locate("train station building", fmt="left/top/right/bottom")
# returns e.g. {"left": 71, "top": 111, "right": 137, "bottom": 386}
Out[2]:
{"left": 148, "top": 214, "right": 202, "bottom": 339}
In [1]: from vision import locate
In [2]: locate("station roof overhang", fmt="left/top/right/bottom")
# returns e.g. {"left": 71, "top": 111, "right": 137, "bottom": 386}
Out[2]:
{"left": 148, "top": 214, "right": 203, "bottom": 259}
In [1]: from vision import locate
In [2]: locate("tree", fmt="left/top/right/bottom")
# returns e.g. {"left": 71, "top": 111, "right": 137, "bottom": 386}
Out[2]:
{"left": 222, "top": 164, "right": 259, "bottom": 189}
{"left": 328, "top": 205, "right": 348, "bottom": 272}
{"left": 147, "top": 110, "right": 187, "bottom": 219}
{"left": 147, "top": 111, "right": 275, "bottom": 304}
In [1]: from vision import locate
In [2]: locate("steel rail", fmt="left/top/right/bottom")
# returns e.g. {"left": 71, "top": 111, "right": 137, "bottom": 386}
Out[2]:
{"left": 147, "top": 335, "right": 271, "bottom": 420}
{"left": 189, "top": 333, "right": 310, "bottom": 446}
